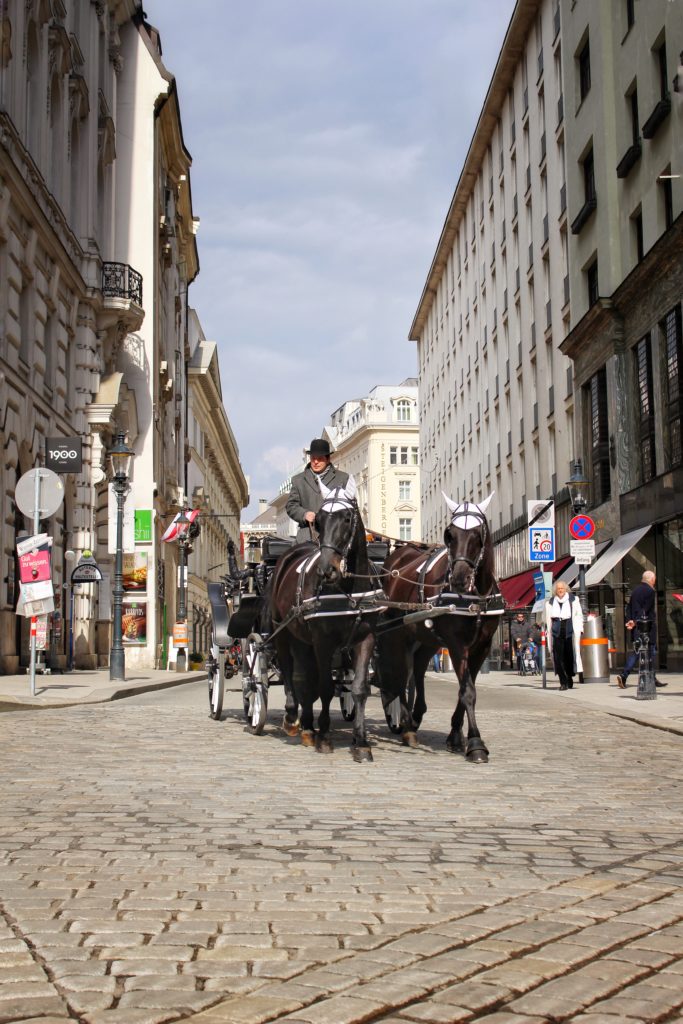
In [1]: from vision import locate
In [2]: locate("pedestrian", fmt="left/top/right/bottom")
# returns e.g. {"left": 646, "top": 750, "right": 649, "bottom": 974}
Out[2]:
{"left": 544, "top": 580, "right": 583, "bottom": 690}
{"left": 431, "top": 651, "right": 441, "bottom": 672}
{"left": 286, "top": 438, "right": 349, "bottom": 543}
{"left": 510, "top": 612, "right": 531, "bottom": 671}
{"left": 616, "top": 570, "right": 666, "bottom": 688}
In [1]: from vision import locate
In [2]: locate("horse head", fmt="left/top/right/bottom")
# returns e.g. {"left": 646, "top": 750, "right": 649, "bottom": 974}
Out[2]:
{"left": 316, "top": 476, "right": 359, "bottom": 583}
{"left": 441, "top": 491, "right": 495, "bottom": 594}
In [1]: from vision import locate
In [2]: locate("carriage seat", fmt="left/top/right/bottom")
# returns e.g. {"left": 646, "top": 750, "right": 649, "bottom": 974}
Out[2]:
{"left": 228, "top": 593, "right": 261, "bottom": 639}
{"left": 367, "top": 540, "right": 389, "bottom": 565}
{"left": 208, "top": 582, "right": 232, "bottom": 649}
{"left": 261, "top": 535, "right": 295, "bottom": 566}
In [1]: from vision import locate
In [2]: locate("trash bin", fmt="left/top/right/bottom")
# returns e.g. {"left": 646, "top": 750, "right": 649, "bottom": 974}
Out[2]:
{"left": 580, "top": 614, "right": 609, "bottom": 683}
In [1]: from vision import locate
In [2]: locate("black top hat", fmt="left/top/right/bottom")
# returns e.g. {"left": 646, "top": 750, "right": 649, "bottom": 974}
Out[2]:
{"left": 308, "top": 438, "right": 332, "bottom": 457}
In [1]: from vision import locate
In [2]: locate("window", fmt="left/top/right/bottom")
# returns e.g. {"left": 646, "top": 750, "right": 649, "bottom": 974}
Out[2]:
{"left": 660, "top": 173, "right": 674, "bottom": 230}
{"left": 389, "top": 446, "right": 397, "bottom": 465}
{"left": 579, "top": 38, "right": 591, "bottom": 101}
{"left": 399, "top": 480, "right": 411, "bottom": 501}
{"left": 626, "top": 0, "right": 634, "bottom": 30}
{"left": 587, "top": 259, "right": 599, "bottom": 308}
{"left": 664, "top": 305, "right": 683, "bottom": 467}
{"left": 632, "top": 208, "right": 644, "bottom": 262}
{"left": 629, "top": 88, "right": 639, "bottom": 145}
{"left": 411, "top": 446, "right": 419, "bottom": 465}
{"left": 399, "top": 446, "right": 409, "bottom": 465}
{"left": 399, "top": 519, "right": 412, "bottom": 541}
{"left": 584, "top": 149, "right": 596, "bottom": 203}
{"left": 587, "top": 368, "right": 611, "bottom": 504}
{"left": 395, "top": 398, "right": 411, "bottom": 422}
{"left": 635, "top": 335, "right": 656, "bottom": 483}
{"left": 657, "top": 41, "right": 668, "bottom": 100}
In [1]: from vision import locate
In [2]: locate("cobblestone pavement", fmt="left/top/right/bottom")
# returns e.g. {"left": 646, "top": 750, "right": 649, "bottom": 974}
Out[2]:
{"left": 1, "top": 676, "right": 683, "bottom": 1024}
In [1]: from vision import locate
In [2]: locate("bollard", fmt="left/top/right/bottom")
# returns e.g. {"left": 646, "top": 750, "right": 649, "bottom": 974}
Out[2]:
{"left": 580, "top": 615, "right": 610, "bottom": 684}
{"left": 635, "top": 615, "right": 656, "bottom": 701}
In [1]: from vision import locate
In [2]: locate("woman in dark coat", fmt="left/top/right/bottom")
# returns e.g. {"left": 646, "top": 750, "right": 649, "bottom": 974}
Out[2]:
{"left": 286, "top": 438, "right": 349, "bottom": 542}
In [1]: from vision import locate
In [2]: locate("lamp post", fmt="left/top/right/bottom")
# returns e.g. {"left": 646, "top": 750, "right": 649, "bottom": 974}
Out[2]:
{"left": 566, "top": 458, "right": 590, "bottom": 616}
{"left": 108, "top": 431, "right": 134, "bottom": 681}
{"left": 176, "top": 509, "right": 191, "bottom": 671}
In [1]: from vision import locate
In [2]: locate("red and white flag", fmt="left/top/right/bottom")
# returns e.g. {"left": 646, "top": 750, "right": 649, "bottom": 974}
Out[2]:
{"left": 161, "top": 508, "right": 200, "bottom": 543}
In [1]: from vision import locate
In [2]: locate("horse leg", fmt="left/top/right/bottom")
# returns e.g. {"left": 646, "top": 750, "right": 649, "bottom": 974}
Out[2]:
{"left": 350, "top": 634, "right": 374, "bottom": 763}
{"left": 446, "top": 651, "right": 467, "bottom": 755}
{"left": 411, "top": 644, "right": 432, "bottom": 729}
{"left": 291, "top": 639, "right": 316, "bottom": 748}
{"left": 276, "top": 637, "right": 300, "bottom": 736}
{"left": 447, "top": 655, "right": 488, "bottom": 763}
{"left": 314, "top": 643, "right": 334, "bottom": 754}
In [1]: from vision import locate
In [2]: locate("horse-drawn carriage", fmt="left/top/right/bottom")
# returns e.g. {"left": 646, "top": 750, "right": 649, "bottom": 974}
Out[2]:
{"left": 206, "top": 479, "right": 505, "bottom": 763}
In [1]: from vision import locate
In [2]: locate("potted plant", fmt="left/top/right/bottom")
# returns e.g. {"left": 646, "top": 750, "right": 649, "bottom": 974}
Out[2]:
{"left": 188, "top": 651, "right": 204, "bottom": 670}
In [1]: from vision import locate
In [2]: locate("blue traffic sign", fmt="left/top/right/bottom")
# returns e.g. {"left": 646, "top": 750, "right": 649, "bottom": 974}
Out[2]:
{"left": 529, "top": 526, "right": 555, "bottom": 562}
{"left": 569, "top": 514, "right": 595, "bottom": 539}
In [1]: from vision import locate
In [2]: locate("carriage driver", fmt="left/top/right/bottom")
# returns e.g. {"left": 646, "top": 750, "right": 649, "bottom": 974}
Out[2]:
{"left": 286, "top": 438, "right": 349, "bottom": 543}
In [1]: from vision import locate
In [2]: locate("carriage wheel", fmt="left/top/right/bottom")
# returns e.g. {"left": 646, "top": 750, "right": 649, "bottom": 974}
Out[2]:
{"left": 207, "top": 649, "right": 225, "bottom": 721}
{"left": 383, "top": 694, "right": 403, "bottom": 734}
{"left": 242, "top": 633, "right": 269, "bottom": 735}
{"left": 339, "top": 687, "right": 356, "bottom": 721}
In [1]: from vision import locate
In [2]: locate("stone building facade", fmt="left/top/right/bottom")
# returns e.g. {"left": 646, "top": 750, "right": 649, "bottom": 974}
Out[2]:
{"left": 0, "top": 5, "right": 247, "bottom": 673}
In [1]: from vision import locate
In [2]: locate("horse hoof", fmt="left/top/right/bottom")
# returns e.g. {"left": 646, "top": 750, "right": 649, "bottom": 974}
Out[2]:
{"left": 316, "top": 736, "right": 334, "bottom": 754}
{"left": 352, "top": 746, "right": 373, "bottom": 763}
{"left": 446, "top": 735, "right": 465, "bottom": 755}
{"left": 300, "top": 730, "right": 316, "bottom": 748}
{"left": 402, "top": 731, "right": 419, "bottom": 748}
{"left": 466, "top": 738, "right": 489, "bottom": 763}
{"left": 282, "top": 715, "right": 300, "bottom": 737}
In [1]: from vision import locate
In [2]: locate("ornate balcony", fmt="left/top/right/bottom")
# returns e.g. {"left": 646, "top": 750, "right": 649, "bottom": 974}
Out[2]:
{"left": 102, "top": 262, "right": 143, "bottom": 305}
{"left": 99, "top": 261, "right": 144, "bottom": 336}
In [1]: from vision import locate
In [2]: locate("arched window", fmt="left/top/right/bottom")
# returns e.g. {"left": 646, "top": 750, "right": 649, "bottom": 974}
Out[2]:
{"left": 49, "top": 72, "right": 62, "bottom": 201}
{"left": 395, "top": 398, "right": 412, "bottom": 422}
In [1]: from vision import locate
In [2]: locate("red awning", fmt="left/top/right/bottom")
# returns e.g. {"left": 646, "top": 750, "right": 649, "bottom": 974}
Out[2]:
{"left": 498, "top": 556, "right": 572, "bottom": 610}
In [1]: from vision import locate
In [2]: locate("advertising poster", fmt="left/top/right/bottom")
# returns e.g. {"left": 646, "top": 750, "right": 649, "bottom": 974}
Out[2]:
{"left": 122, "top": 552, "right": 148, "bottom": 593}
{"left": 122, "top": 601, "right": 147, "bottom": 645}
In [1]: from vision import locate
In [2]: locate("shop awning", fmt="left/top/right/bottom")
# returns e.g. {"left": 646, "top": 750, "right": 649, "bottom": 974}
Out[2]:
{"left": 583, "top": 526, "right": 651, "bottom": 587}
{"left": 555, "top": 541, "right": 611, "bottom": 586}
{"left": 499, "top": 556, "right": 572, "bottom": 609}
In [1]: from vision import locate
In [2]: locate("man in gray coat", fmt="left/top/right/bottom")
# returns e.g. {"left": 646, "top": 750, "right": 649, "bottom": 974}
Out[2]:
{"left": 286, "top": 438, "right": 349, "bottom": 543}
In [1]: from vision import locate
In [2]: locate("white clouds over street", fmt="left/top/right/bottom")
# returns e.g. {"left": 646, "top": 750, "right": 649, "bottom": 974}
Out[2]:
{"left": 150, "top": 0, "right": 513, "bottom": 511}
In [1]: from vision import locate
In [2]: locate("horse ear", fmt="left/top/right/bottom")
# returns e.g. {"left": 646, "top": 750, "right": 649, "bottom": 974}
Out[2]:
{"left": 318, "top": 477, "right": 333, "bottom": 499}
{"left": 476, "top": 491, "right": 495, "bottom": 516}
{"left": 344, "top": 475, "right": 357, "bottom": 501}
{"left": 441, "top": 490, "right": 459, "bottom": 515}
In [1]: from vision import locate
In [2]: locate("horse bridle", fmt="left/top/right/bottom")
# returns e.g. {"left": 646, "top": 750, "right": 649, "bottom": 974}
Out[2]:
{"left": 317, "top": 493, "right": 359, "bottom": 574}
{"left": 445, "top": 503, "right": 489, "bottom": 594}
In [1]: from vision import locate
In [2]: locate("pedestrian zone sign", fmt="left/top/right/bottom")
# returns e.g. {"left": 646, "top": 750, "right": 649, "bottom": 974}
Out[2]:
{"left": 529, "top": 526, "right": 555, "bottom": 562}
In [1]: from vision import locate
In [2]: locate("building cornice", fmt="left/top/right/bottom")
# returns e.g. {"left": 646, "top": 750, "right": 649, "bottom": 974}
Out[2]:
{"left": 408, "top": 0, "right": 541, "bottom": 342}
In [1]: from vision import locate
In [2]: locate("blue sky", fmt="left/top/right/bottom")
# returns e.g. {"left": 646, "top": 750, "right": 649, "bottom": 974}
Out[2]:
{"left": 149, "top": 0, "right": 514, "bottom": 514}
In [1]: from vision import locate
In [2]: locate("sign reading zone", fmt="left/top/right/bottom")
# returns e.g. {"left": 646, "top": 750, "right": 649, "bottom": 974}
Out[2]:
{"left": 529, "top": 526, "right": 555, "bottom": 563}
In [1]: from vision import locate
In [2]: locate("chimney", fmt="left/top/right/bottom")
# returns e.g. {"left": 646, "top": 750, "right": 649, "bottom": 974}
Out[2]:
{"left": 258, "top": 499, "right": 268, "bottom": 514}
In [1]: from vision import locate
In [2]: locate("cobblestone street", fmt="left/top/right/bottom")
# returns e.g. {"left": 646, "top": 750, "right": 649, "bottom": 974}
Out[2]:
{"left": 1, "top": 676, "right": 683, "bottom": 1024}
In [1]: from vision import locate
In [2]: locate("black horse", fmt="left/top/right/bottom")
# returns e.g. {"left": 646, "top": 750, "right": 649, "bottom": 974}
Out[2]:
{"left": 377, "top": 492, "right": 502, "bottom": 762}
{"left": 267, "top": 477, "right": 405, "bottom": 760}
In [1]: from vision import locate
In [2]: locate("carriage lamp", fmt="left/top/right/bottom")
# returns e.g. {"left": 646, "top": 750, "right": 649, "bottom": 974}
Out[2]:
{"left": 566, "top": 458, "right": 590, "bottom": 615}
{"left": 108, "top": 431, "right": 135, "bottom": 682}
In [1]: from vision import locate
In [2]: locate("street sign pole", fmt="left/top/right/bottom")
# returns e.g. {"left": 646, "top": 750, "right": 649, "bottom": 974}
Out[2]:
{"left": 29, "top": 469, "right": 42, "bottom": 697}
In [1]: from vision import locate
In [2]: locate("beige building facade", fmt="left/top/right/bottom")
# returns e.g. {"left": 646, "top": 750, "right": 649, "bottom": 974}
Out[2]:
{"left": 410, "top": 0, "right": 683, "bottom": 665}
{"left": 324, "top": 380, "right": 421, "bottom": 541}
{"left": 186, "top": 309, "right": 248, "bottom": 658}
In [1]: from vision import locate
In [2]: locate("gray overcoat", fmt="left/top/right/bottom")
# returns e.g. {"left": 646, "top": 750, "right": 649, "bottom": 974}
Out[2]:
{"left": 286, "top": 463, "right": 350, "bottom": 543}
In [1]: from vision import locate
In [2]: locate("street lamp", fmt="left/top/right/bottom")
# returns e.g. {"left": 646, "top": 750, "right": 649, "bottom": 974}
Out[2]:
{"left": 176, "top": 509, "right": 191, "bottom": 671}
{"left": 108, "top": 431, "right": 134, "bottom": 681}
{"left": 567, "top": 457, "right": 590, "bottom": 615}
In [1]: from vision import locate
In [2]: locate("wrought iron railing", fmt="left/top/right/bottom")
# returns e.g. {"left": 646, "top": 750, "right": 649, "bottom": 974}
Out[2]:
{"left": 102, "top": 262, "right": 143, "bottom": 306}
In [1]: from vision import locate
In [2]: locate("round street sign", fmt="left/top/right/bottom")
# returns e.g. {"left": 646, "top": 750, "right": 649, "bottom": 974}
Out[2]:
{"left": 15, "top": 468, "right": 64, "bottom": 519}
{"left": 569, "top": 514, "right": 595, "bottom": 540}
